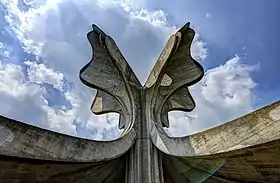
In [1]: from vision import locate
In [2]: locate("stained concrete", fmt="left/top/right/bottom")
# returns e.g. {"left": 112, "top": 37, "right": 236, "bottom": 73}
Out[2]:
{"left": 151, "top": 101, "right": 280, "bottom": 157}
{"left": 0, "top": 22, "right": 280, "bottom": 183}
{"left": 206, "top": 139, "right": 280, "bottom": 182}
{"left": 0, "top": 115, "right": 135, "bottom": 162}
{"left": 158, "top": 101, "right": 280, "bottom": 182}
{"left": 0, "top": 154, "right": 126, "bottom": 183}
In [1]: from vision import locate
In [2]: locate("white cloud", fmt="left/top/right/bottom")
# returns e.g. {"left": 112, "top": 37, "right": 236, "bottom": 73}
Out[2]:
{"left": 1, "top": 0, "right": 256, "bottom": 140}
{"left": 0, "top": 42, "right": 10, "bottom": 58}
{"left": 97, "top": 0, "right": 146, "bottom": 11}
{"left": 0, "top": 60, "right": 77, "bottom": 135}
{"left": 24, "top": 60, "right": 64, "bottom": 91}
{"left": 167, "top": 55, "right": 258, "bottom": 136}
{"left": 0, "top": 61, "right": 27, "bottom": 98}
{"left": 0, "top": 60, "right": 120, "bottom": 139}
{"left": 23, "top": 0, "right": 36, "bottom": 5}
{"left": 130, "top": 9, "right": 172, "bottom": 30}
{"left": 3, "top": 0, "right": 207, "bottom": 81}
{"left": 191, "top": 34, "right": 208, "bottom": 62}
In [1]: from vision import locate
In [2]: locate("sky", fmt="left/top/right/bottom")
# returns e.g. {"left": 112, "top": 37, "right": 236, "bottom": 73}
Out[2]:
{"left": 0, "top": 0, "right": 279, "bottom": 140}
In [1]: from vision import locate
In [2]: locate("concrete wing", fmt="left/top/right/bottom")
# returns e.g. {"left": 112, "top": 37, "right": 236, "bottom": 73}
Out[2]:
{"left": 0, "top": 115, "right": 136, "bottom": 182}
{"left": 151, "top": 101, "right": 280, "bottom": 182}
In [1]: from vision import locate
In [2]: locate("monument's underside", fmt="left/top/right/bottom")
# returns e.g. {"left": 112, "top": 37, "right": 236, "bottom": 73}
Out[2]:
{"left": 0, "top": 22, "right": 280, "bottom": 183}
{"left": 1, "top": 102, "right": 280, "bottom": 183}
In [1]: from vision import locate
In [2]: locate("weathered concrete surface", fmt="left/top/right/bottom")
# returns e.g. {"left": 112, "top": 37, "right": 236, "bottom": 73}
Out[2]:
{"left": 0, "top": 154, "right": 126, "bottom": 183}
{"left": 161, "top": 138, "right": 280, "bottom": 183}
{"left": 151, "top": 101, "right": 280, "bottom": 157}
{"left": 0, "top": 115, "right": 135, "bottom": 162}
{"left": 80, "top": 24, "right": 142, "bottom": 136}
{"left": 155, "top": 101, "right": 280, "bottom": 182}
{"left": 1, "top": 22, "right": 280, "bottom": 183}
{"left": 206, "top": 139, "right": 280, "bottom": 182}
{"left": 161, "top": 153, "right": 224, "bottom": 182}
{"left": 1, "top": 101, "right": 280, "bottom": 182}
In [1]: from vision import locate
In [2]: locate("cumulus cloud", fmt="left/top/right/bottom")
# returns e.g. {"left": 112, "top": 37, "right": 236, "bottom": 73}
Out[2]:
{"left": 0, "top": 60, "right": 77, "bottom": 135}
{"left": 2, "top": 0, "right": 206, "bottom": 81}
{"left": 191, "top": 34, "right": 208, "bottom": 62}
{"left": 0, "top": 61, "right": 27, "bottom": 98}
{"left": 24, "top": 61, "right": 64, "bottom": 91}
{"left": 167, "top": 55, "right": 258, "bottom": 136}
{"left": 0, "top": 0, "right": 257, "bottom": 140}
{"left": 0, "top": 60, "right": 120, "bottom": 140}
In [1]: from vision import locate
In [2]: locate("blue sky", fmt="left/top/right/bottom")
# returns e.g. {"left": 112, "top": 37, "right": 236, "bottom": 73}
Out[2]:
{"left": 0, "top": 0, "right": 279, "bottom": 140}
{"left": 148, "top": 0, "right": 280, "bottom": 108}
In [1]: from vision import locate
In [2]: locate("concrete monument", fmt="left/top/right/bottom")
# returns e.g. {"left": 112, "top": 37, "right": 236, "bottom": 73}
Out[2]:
{"left": 0, "top": 22, "right": 280, "bottom": 183}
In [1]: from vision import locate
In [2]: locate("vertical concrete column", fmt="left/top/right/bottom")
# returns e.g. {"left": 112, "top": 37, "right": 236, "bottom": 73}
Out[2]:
{"left": 126, "top": 88, "right": 164, "bottom": 183}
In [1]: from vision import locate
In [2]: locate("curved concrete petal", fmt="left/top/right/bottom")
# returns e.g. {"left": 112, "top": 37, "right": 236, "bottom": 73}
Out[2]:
{"left": 0, "top": 154, "right": 126, "bottom": 183}
{"left": 143, "top": 23, "right": 204, "bottom": 131}
{"left": 205, "top": 139, "right": 280, "bottom": 182}
{"left": 162, "top": 85, "right": 195, "bottom": 115}
{"left": 161, "top": 137, "right": 280, "bottom": 183}
{"left": 161, "top": 153, "right": 225, "bottom": 183}
{"left": 144, "top": 22, "right": 204, "bottom": 91}
{"left": 0, "top": 115, "right": 136, "bottom": 162}
{"left": 80, "top": 28, "right": 126, "bottom": 98}
{"left": 105, "top": 36, "right": 141, "bottom": 88}
{"left": 159, "top": 85, "right": 195, "bottom": 128}
{"left": 151, "top": 101, "right": 280, "bottom": 157}
{"left": 144, "top": 34, "right": 177, "bottom": 88}
{"left": 79, "top": 24, "right": 140, "bottom": 134}
{"left": 158, "top": 32, "right": 204, "bottom": 97}
{"left": 91, "top": 89, "right": 122, "bottom": 115}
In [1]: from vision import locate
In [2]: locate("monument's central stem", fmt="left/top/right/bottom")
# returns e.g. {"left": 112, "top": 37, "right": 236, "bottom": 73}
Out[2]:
{"left": 126, "top": 89, "right": 163, "bottom": 183}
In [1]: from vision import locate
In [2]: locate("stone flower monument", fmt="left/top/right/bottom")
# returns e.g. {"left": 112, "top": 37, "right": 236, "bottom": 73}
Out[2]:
{"left": 0, "top": 22, "right": 280, "bottom": 183}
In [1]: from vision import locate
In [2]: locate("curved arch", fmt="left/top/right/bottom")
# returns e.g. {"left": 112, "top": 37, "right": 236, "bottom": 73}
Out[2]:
{"left": 0, "top": 114, "right": 136, "bottom": 162}
{"left": 151, "top": 101, "right": 280, "bottom": 157}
